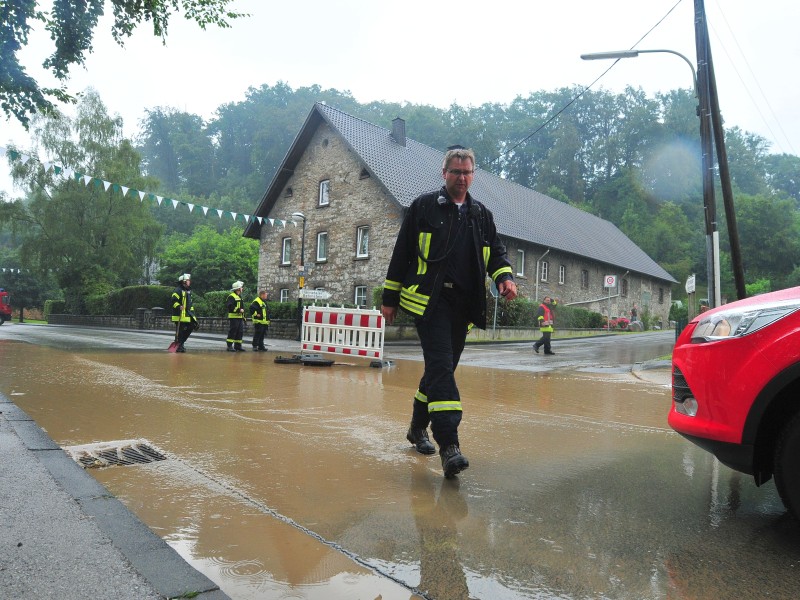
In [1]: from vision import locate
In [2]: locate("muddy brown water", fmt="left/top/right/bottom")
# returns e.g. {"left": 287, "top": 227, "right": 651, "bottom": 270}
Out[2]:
{"left": 3, "top": 328, "right": 800, "bottom": 599}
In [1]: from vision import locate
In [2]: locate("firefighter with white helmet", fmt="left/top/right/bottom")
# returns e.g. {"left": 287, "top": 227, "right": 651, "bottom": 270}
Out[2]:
{"left": 171, "top": 274, "right": 197, "bottom": 352}
{"left": 225, "top": 280, "right": 246, "bottom": 352}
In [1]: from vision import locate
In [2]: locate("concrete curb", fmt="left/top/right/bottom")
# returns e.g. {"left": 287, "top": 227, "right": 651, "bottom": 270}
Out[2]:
{"left": 0, "top": 393, "right": 230, "bottom": 600}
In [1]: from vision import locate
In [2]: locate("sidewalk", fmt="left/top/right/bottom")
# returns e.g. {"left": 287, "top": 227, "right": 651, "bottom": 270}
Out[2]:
{"left": 0, "top": 393, "right": 230, "bottom": 600}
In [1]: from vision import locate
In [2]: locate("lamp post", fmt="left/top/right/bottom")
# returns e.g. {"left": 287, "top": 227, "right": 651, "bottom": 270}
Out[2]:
{"left": 581, "top": 48, "right": 721, "bottom": 308}
{"left": 291, "top": 211, "right": 306, "bottom": 341}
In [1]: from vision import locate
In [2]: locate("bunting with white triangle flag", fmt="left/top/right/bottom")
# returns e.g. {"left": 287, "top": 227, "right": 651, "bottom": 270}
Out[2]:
{"left": 0, "top": 144, "right": 296, "bottom": 231}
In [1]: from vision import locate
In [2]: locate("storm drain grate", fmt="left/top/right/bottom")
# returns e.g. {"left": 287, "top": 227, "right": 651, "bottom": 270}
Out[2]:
{"left": 64, "top": 439, "right": 168, "bottom": 469}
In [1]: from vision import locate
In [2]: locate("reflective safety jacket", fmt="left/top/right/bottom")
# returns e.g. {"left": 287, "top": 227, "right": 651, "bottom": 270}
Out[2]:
{"left": 536, "top": 300, "right": 557, "bottom": 333}
{"left": 250, "top": 296, "right": 270, "bottom": 325}
{"left": 226, "top": 292, "right": 244, "bottom": 319}
{"left": 382, "top": 188, "right": 513, "bottom": 329}
{"left": 171, "top": 285, "right": 194, "bottom": 323}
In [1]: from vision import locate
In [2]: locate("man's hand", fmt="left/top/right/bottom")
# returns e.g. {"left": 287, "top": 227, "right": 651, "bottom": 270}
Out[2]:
{"left": 498, "top": 280, "right": 518, "bottom": 301}
{"left": 381, "top": 305, "right": 397, "bottom": 325}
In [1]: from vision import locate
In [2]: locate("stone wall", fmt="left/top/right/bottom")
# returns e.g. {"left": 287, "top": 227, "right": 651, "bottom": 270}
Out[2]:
{"left": 257, "top": 122, "right": 402, "bottom": 308}
{"left": 47, "top": 312, "right": 297, "bottom": 339}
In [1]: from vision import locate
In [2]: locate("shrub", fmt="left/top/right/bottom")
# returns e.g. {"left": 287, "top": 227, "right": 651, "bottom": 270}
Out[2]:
{"left": 43, "top": 299, "right": 67, "bottom": 319}
{"left": 106, "top": 285, "right": 174, "bottom": 314}
{"left": 203, "top": 290, "right": 230, "bottom": 317}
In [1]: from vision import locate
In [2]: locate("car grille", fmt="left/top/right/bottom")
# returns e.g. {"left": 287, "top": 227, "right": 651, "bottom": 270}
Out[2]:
{"left": 672, "top": 366, "right": 693, "bottom": 403}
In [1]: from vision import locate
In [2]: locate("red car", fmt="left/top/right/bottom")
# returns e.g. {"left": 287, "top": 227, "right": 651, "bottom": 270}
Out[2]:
{"left": 669, "top": 286, "right": 800, "bottom": 519}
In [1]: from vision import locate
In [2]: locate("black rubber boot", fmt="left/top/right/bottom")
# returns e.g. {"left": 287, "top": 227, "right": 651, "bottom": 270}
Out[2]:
{"left": 440, "top": 444, "right": 469, "bottom": 478}
{"left": 406, "top": 425, "right": 436, "bottom": 455}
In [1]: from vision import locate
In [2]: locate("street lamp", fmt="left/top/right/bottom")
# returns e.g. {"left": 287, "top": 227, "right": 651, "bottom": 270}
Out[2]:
{"left": 291, "top": 211, "right": 306, "bottom": 341}
{"left": 580, "top": 49, "right": 697, "bottom": 93}
{"left": 581, "top": 48, "right": 721, "bottom": 309}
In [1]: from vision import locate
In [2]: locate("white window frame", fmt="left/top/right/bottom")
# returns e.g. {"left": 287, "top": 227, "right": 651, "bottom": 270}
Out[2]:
{"left": 279, "top": 289, "right": 289, "bottom": 302}
{"left": 559, "top": 265, "right": 566, "bottom": 285}
{"left": 516, "top": 249, "right": 525, "bottom": 277}
{"left": 281, "top": 237, "right": 292, "bottom": 265}
{"left": 319, "top": 179, "right": 330, "bottom": 206}
{"left": 354, "top": 285, "right": 367, "bottom": 307}
{"left": 316, "top": 231, "right": 328, "bottom": 262}
{"left": 540, "top": 260, "right": 549, "bottom": 282}
{"left": 581, "top": 269, "right": 589, "bottom": 289}
{"left": 356, "top": 225, "right": 369, "bottom": 258}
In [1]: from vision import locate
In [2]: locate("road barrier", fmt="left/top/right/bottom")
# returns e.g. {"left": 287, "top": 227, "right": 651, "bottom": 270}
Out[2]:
{"left": 301, "top": 306, "right": 385, "bottom": 360}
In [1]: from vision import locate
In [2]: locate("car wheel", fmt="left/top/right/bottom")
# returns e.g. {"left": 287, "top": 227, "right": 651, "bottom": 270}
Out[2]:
{"left": 774, "top": 411, "right": 800, "bottom": 520}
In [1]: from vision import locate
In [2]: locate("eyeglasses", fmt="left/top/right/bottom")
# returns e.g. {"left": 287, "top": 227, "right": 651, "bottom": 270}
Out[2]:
{"left": 447, "top": 169, "right": 475, "bottom": 177}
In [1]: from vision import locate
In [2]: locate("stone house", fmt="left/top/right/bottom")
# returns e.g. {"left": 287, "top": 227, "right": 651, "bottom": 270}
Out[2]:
{"left": 244, "top": 103, "right": 677, "bottom": 323}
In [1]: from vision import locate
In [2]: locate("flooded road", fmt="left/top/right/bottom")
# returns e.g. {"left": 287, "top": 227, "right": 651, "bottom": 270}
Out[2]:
{"left": 2, "top": 324, "right": 800, "bottom": 599}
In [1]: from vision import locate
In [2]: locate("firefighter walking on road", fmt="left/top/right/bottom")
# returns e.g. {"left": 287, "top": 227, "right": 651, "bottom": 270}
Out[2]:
{"left": 381, "top": 147, "right": 517, "bottom": 479}
{"left": 533, "top": 296, "right": 558, "bottom": 355}
{"left": 250, "top": 290, "right": 270, "bottom": 351}
{"left": 226, "top": 281, "right": 246, "bottom": 352}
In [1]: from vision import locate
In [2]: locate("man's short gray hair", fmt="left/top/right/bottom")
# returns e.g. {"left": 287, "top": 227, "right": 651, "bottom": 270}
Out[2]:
{"left": 442, "top": 148, "right": 475, "bottom": 170}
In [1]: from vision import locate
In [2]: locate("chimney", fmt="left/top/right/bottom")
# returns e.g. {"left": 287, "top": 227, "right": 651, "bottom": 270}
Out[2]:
{"left": 391, "top": 117, "right": 406, "bottom": 147}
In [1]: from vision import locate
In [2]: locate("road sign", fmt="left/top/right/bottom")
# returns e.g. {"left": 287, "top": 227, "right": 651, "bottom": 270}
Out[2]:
{"left": 604, "top": 275, "right": 617, "bottom": 288}
{"left": 301, "top": 289, "right": 332, "bottom": 300}
{"left": 686, "top": 274, "right": 696, "bottom": 294}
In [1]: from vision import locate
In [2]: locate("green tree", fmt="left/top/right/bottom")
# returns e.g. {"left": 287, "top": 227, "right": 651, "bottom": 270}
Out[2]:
{"left": 157, "top": 224, "right": 258, "bottom": 294}
{"left": 3, "top": 90, "right": 163, "bottom": 313}
{"left": 764, "top": 153, "right": 800, "bottom": 204}
{"left": 1, "top": 0, "right": 245, "bottom": 127}
{"left": 727, "top": 192, "right": 800, "bottom": 284}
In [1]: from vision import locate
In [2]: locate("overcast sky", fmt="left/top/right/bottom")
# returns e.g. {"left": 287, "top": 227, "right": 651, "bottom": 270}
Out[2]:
{"left": 2, "top": 0, "right": 798, "bottom": 197}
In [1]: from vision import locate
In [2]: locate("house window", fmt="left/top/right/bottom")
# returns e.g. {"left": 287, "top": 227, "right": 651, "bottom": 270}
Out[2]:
{"left": 516, "top": 249, "right": 525, "bottom": 277}
{"left": 356, "top": 226, "right": 369, "bottom": 258}
{"left": 279, "top": 289, "right": 289, "bottom": 302}
{"left": 581, "top": 269, "right": 589, "bottom": 289}
{"left": 659, "top": 287, "right": 664, "bottom": 304}
{"left": 354, "top": 285, "right": 367, "bottom": 307}
{"left": 316, "top": 231, "right": 328, "bottom": 262}
{"left": 319, "top": 180, "right": 330, "bottom": 206}
{"left": 559, "top": 265, "right": 566, "bottom": 285}
{"left": 281, "top": 237, "right": 292, "bottom": 265}
{"left": 540, "top": 260, "right": 549, "bottom": 282}
{"left": 622, "top": 278, "right": 629, "bottom": 297}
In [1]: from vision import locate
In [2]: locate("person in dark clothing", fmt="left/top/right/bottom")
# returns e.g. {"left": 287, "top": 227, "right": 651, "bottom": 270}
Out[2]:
{"left": 171, "top": 273, "right": 197, "bottom": 353}
{"left": 250, "top": 289, "right": 270, "bottom": 351}
{"left": 533, "top": 296, "right": 558, "bottom": 355}
{"left": 226, "top": 281, "right": 246, "bottom": 352}
{"left": 381, "top": 147, "right": 518, "bottom": 478}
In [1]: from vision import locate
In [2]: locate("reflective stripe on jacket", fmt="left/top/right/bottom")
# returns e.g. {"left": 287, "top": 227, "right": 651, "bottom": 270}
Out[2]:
{"left": 226, "top": 292, "right": 244, "bottom": 319}
{"left": 381, "top": 188, "right": 513, "bottom": 329}
{"left": 250, "top": 297, "right": 270, "bottom": 325}
{"left": 171, "top": 287, "right": 193, "bottom": 323}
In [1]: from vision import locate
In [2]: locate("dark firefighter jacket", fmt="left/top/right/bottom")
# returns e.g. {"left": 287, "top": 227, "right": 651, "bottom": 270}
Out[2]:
{"left": 226, "top": 292, "right": 244, "bottom": 319}
{"left": 382, "top": 188, "right": 513, "bottom": 330}
{"left": 250, "top": 296, "right": 270, "bottom": 325}
{"left": 171, "top": 285, "right": 195, "bottom": 323}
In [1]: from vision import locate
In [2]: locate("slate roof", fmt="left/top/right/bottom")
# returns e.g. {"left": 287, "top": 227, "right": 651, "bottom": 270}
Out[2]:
{"left": 246, "top": 103, "right": 677, "bottom": 284}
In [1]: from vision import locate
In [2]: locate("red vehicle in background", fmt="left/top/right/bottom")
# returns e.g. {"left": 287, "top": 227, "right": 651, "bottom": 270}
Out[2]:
{"left": 669, "top": 286, "right": 800, "bottom": 519}
{"left": 0, "top": 289, "right": 10, "bottom": 324}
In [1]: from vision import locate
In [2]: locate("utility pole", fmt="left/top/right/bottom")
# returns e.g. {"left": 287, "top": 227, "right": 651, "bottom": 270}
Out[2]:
{"left": 694, "top": 0, "right": 746, "bottom": 304}
{"left": 694, "top": 0, "right": 720, "bottom": 308}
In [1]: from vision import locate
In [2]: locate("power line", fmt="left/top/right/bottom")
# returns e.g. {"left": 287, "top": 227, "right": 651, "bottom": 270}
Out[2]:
{"left": 709, "top": 2, "right": 796, "bottom": 154}
{"left": 497, "top": 0, "right": 685, "bottom": 162}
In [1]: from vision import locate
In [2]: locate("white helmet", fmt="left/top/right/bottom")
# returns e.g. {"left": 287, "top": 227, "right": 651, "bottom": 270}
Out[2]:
{"left": 178, "top": 273, "right": 191, "bottom": 282}
{"left": 232, "top": 280, "right": 244, "bottom": 290}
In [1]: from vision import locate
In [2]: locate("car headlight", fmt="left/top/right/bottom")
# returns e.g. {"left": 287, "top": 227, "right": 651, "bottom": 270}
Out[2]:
{"left": 691, "top": 301, "right": 800, "bottom": 342}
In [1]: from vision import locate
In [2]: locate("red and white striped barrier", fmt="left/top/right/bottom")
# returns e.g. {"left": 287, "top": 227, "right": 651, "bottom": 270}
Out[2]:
{"left": 301, "top": 306, "right": 385, "bottom": 360}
